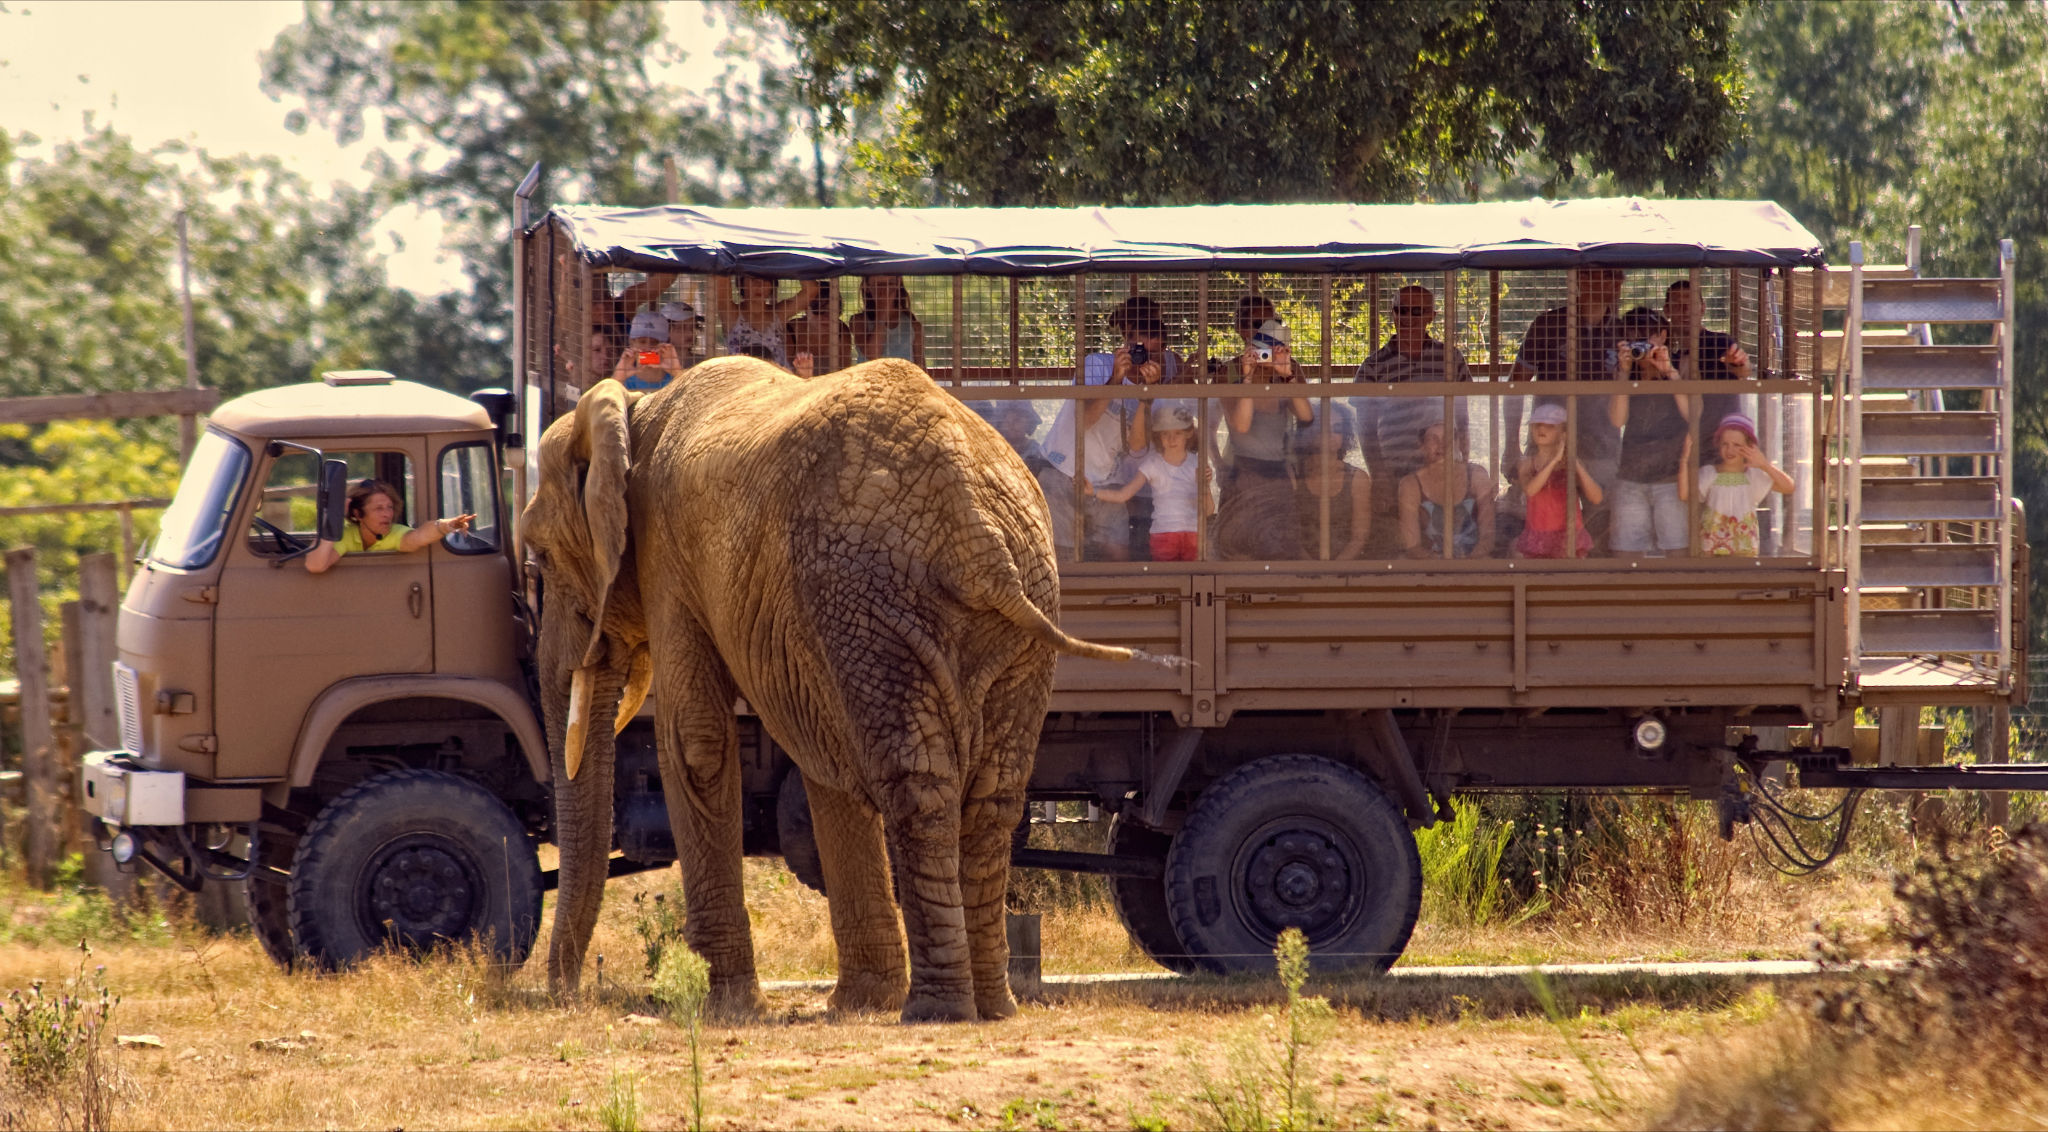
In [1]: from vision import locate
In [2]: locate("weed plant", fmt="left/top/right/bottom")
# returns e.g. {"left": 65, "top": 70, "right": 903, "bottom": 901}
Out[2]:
{"left": 0, "top": 943, "right": 117, "bottom": 1131}
{"left": 651, "top": 943, "right": 711, "bottom": 1132}
{"left": 1183, "top": 927, "right": 1334, "bottom": 1132}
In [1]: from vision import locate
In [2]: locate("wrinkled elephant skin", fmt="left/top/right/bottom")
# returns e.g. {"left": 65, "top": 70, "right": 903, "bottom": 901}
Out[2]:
{"left": 523, "top": 359, "right": 1137, "bottom": 1023}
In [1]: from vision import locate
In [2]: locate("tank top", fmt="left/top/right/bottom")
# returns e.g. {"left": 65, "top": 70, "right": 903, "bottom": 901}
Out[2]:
{"left": 1410, "top": 464, "right": 1481, "bottom": 557}
{"left": 857, "top": 315, "right": 918, "bottom": 362}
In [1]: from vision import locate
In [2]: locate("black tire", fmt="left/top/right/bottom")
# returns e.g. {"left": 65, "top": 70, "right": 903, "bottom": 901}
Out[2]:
{"left": 776, "top": 769, "right": 828, "bottom": 896}
{"left": 1106, "top": 815, "right": 1198, "bottom": 975}
{"left": 289, "top": 769, "right": 543, "bottom": 970}
{"left": 244, "top": 825, "right": 298, "bottom": 971}
{"left": 1165, "top": 755, "right": 1421, "bottom": 976}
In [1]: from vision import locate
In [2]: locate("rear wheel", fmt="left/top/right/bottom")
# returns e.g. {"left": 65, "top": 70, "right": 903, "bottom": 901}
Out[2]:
{"left": 289, "top": 769, "right": 542, "bottom": 970}
{"left": 1165, "top": 755, "right": 1420, "bottom": 976}
{"left": 1105, "top": 815, "right": 1197, "bottom": 975}
{"left": 776, "top": 769, "right": 828, "bottom": 895}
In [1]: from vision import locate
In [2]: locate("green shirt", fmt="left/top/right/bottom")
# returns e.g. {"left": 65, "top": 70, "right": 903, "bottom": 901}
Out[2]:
{"left": 337, "top": 522, "right": 410, "bottom": 556}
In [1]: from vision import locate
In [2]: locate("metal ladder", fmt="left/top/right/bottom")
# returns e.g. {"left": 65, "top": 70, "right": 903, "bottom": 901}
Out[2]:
{"left": 1845, "top": 234, "right": 2017, "bottom": 697}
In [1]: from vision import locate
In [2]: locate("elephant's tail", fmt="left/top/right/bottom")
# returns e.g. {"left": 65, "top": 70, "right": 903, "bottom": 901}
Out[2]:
{"left": 986, "top": 584, "right": 1185, "bottom": 668}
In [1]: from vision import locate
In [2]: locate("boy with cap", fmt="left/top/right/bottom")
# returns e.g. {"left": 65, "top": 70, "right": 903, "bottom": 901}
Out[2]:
{"left": 611, "top": 309, "right": 684, "bottom": 392}
{"left": 1692, "top": 412, "right": 1793, "bottom": 556}
{"left": 1085, "top": 398, "right": 1212, "bottom": 562}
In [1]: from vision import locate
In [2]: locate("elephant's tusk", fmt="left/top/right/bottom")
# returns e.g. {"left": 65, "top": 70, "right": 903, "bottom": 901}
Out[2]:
{"left": 614, "top": 648, "right": 651, "bottom": 736}
{"left": 564, "top": 665, "right": 593, "bottom": 780}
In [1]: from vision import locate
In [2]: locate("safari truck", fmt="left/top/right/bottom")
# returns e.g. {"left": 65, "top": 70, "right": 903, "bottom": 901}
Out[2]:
{"left": 80, "top": 193, "right": 2031, "bottom": 977}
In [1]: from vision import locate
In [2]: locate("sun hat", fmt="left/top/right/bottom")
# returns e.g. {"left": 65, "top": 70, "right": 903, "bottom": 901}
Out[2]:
{"left": 1716, "top": 412, "right": 1759, "bottom": 445}
{"left": 1250, "top": 318, "right": 1291, "bottom": 350}
{"left": 1531, "top": 403, "right": 1568, "bottom": 427}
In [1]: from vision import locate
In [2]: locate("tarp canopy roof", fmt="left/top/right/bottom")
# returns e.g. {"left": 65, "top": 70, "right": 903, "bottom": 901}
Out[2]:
{"left": 543, "top": 198, "right": 1826, "bottom": 278}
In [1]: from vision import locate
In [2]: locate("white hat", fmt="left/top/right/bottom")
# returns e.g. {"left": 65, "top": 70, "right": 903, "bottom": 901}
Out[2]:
{"left": 628, "top": 310, "right": 669, "bottom": 341}
{"left": 1151, "top": 398, "right": 1197, "bottom": 431}
{"left": 1251, "top": 318, "right": 1291, "bottom": 348}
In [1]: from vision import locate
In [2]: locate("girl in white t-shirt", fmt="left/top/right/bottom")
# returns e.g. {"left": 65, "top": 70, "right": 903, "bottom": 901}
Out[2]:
{"left": 1085, "top": 399, "right": 1212, "bottom": 561}
{"left": 1691, "top": 413, "right": 1794, "bottom": 556}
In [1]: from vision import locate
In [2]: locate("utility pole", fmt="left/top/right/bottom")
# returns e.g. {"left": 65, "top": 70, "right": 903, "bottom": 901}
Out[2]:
{"left": 177, "top": 210, "right": 200, "bottom": 465}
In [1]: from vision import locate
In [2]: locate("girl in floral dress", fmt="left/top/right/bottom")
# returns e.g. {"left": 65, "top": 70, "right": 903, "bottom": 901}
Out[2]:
{"left": 1692, "top": 413, "right": 1795, "bottom": 556}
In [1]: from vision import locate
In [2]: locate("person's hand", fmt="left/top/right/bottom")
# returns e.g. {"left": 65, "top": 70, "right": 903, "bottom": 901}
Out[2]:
{"left": 434, "top": 513, "right": 476, "bottom": 537}
{"left": 1722, "top": 342, "right": 1752, "bottom": 378}
{"left": 1269, "top": 345, "right": 1294, "bottom": 380}
{"left": 1740, "top": 440, "right": 1767, "bottom": 470}
{"left": 1080, "top": 480, "right": 1097, "bottom": 498}
{"left": 657, "top": 342, "right": 683, "bottom": 370}
{"left": 1646, "top": 343, "right": 1675, "bottom": 378}
{"left": 1615, "top": 340, "right": 1634, "bottom": 373}
{"left": 1135, "top": 358, "right": 1164, "bottom": 384}
{"left": 1112, "top": 345, "right": 1133, "bottom": 382}
{"left": 612, "top": 349, "right": 635, "bottom": 377}
{"left": 794, "top": 352, "right": 815, "bottom": 379}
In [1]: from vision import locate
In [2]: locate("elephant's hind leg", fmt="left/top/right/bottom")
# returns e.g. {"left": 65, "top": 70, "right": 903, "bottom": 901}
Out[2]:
{"left": 960, "top": 778, "right": 1026, "bottom": 1020}
{"left": 805, "top": 776, "right": 909, "bottom": 1014}
{"left": 883, "top": 777, "right": 977, "bottom": 1023}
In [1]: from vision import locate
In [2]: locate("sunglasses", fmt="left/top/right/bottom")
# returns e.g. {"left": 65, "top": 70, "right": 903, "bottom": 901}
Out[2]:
{"left": 1393, "top": 305, "right": 1431, "bottom": 317}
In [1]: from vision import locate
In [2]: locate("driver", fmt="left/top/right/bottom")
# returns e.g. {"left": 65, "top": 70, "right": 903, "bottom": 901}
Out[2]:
{"left": 304, "top": 479, "right": 473, "bottom": 573}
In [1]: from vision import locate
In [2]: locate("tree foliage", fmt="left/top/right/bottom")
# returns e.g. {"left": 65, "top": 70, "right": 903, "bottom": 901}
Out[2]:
{"left": 261, "top": 0, "right": 824, "bottom": 329}
{"left": 770, "top": 0, "right": 1748, "bottom": 205}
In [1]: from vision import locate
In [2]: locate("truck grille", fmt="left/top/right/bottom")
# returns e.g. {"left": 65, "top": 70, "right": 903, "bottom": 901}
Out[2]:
{"left": 114, "top": 662, "right": 142, "bottom": 753}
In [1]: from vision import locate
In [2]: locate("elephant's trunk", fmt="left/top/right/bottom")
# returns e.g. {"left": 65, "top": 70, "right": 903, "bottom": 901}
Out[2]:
{"left": 545, "top": 656, "right": 627, "bottom": 997}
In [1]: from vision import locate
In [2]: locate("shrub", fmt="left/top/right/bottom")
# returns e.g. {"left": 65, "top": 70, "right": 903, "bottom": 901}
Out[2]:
{"left": 1, "top": 945, "right": 118, "bottom": 1130}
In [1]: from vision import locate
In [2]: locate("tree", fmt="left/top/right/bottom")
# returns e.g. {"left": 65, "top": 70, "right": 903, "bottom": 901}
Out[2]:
{"left": 261, "top": 0, "right": 824, "bottom": 338}
{"left": 768, "top": 0, "right": 1747, "bottom": 206}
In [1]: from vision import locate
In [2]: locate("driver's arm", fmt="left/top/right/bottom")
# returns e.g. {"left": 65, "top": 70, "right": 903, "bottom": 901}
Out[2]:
{"left": 303, "top": 541, "right": 341, "bottom": 574}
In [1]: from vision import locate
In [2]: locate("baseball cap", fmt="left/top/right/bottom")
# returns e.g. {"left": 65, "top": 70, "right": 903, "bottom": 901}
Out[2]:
{"left": 1151, "top": 398, "right": 1197, "bottom": 431}
{"left": 1251, "top": 319, "right": 1291, "bottom": 349}
{"left": 657, "top": 301, "right": 698, "bottom": 324}
{"left": 1531, "top": 403, "right": 1568, "bottom": 427}
{"left": 628, "top": 310, "right": 669, "bottom": 341}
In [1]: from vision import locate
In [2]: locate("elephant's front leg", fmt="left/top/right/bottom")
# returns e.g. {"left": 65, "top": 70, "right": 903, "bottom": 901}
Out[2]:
{"left": 651, "top": 623, "right": 767, "bottom": 1018}
{"left": 804, "top": 776, "right": 909, "bottom": 1013}
{"left": 884, "top": 778, "right": 976, "bottom": 1022}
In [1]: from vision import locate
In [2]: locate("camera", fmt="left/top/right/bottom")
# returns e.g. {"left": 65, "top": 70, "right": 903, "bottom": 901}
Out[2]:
{"left": 1252, "top": 344, "right": 1273, "bottom": 363}
{"left": 1628, "top": 340, "right": 1656, "bottom": 359}
{"left": 1127, "top": 342, "right": 1150, "bottom": 367}
{"left": 636, "top": 350, "right": 662, "bottom": 366}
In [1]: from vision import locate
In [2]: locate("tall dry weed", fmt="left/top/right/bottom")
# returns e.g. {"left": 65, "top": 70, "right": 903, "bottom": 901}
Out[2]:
{"left": 1657, "top": 824, "right": 2048, "bottom": 1130}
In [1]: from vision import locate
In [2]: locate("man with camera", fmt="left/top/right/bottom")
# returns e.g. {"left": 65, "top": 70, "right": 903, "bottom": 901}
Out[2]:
{"left": 1040, "top": 296, "right": 1186, "bottom": 561}
{"left": 1352, "top": 284, "right": 1473, "bottom": 555}
{"left": 1606, "top": 307, "right": 1699, "bottom": 556}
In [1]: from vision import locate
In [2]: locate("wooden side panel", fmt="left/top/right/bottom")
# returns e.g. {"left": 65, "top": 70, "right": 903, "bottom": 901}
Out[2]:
{"left": 1053, "top": 574, "right": 1194, "bottom": 694}
{"left": 1215, "top": 577, "right": 1514, "bottom": 691}
{"left": 1521, "top": 579, "right": 1818, "bottom": 688}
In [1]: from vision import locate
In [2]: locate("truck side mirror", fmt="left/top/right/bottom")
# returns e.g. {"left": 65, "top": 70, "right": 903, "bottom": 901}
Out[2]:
{"left": 471, "top": 388, "right": 521, "bottom": 450}
{"left": 317, "top": 460, "right": 348, "bottom": 543}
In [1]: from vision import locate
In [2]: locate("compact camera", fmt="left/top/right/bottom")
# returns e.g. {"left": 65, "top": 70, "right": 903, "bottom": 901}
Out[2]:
{"left": 1252, "top": 344, "right": 1274, "bottom": 363}
{"left": 1627, "top": 340, "right": 1656, "bottom": 359}
{"left": 1250, "top": 330, "right": 1286, "bottom": 364}
{"left": 637, "top": 350, "right": 663, "bottom": 366}
{"left": 1127, "top": 342, "right": 1150, "bottom": 367}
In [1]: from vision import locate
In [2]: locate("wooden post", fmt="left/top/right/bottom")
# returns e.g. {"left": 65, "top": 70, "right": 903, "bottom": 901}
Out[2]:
{"left": 1006, "top": 911, "right": 1043, "bottom": 999}
{"left": 951, "top": 275, "right": 966, "bottom": 386}
{"left": 77, "top": 553, "right": 118, "bottom": 751}
{"left": 8, "top": 547, "right": 59, "bottom": 888}
{"left": 118, "top": 504, "right": 136, "bottom": 587}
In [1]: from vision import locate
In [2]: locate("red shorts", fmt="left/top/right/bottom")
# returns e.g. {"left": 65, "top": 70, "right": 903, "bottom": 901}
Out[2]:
{"left": 1149, "top": 530, "right": 1199, "bottom": 561}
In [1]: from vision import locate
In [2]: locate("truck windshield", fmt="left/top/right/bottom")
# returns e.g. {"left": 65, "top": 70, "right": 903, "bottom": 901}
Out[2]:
{"left": 152, "top": 430, "right": 251, "bottom": 569}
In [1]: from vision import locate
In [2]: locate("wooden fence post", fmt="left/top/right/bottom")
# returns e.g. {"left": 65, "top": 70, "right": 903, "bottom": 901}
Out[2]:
{"left": 8, "top": 546, "right": 59, "bottom": 888}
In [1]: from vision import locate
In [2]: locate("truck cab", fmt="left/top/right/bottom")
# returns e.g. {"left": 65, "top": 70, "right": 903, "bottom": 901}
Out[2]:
{"left": 81, "top": 371, "right": 554, "bottom": 968}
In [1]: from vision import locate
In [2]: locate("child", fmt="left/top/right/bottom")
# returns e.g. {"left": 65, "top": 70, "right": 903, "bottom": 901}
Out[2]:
{"left": 1085, "top": 399, "right": 1211, "bottom": 561}
{"left": 611, "top": 309, "right": 684, "bottom": 392}
{"left": 1692, "top": 413, "right": 1794, "bottom": 556}
{"left": 1513, "top": 402, "right": 1603, "bottom": 558}
{"left": 1398, "top": 420, "right": 1494, "bottom": 559}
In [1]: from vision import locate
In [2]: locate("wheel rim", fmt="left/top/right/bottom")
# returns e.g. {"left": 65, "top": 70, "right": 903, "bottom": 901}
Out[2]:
{"left": 358, "top": 835, "right": 482, "bottom": 948}
{"left": 1231, "top": 816, "right": 1366, "bottom": 948}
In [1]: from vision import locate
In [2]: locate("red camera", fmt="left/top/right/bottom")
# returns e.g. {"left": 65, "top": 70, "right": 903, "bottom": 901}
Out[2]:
{"left": 636, "top": 351, "right": 661, "bottom": 366}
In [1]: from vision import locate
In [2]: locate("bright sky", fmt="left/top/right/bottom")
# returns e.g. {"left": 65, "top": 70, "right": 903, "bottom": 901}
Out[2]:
{"left": 0, "top": 0, "right": 736, "bottom": 296}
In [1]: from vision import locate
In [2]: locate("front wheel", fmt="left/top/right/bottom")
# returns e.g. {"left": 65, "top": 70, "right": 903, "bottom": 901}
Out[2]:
{"left": 1165, "top": 755, "right": 1421, "bottom": 976}
{"left": 289, "top": 769, "right": 543, "bottom": 970}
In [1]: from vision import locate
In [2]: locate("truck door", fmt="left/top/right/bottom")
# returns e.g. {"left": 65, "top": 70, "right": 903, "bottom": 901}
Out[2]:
{"left": 213, "top": 443, "right": 433, "bottom": 780}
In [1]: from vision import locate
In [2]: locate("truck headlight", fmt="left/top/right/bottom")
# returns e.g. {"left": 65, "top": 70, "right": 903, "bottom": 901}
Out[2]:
{"left": 1634, "top": 717, "right": 1669, "bottom": 751}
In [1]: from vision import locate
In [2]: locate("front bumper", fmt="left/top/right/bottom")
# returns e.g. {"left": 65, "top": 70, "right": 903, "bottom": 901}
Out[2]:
{"left": 80, "top": 750, "right": 186, "bottom": 827}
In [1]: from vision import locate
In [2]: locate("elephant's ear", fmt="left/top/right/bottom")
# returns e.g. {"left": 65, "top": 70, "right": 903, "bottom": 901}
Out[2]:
{"left": 571, "top": 380, "right": 632, "bottom": 668}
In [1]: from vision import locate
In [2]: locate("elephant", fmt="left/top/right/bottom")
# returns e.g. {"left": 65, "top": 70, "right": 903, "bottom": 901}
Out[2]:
{"left": 521, "top": 357, "right": 1147, "bottom": 1022}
